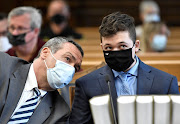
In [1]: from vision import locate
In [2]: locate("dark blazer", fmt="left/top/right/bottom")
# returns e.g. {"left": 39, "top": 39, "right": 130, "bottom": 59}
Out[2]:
{"left": 69, "top": 59, "right": 179, "bottom": 124}
{"left": 0, "top": 52, "right": 70, "bottom": 124}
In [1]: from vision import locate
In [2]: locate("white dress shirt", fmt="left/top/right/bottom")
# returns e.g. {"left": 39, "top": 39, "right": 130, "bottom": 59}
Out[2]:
{"left": 10, "top": 64, "right": 47, "bottom": 117}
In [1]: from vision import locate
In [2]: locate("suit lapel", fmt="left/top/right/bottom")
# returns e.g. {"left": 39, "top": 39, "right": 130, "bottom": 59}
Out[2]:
{"left": 137, "top": 60, "right": 154, "bottom": 94}
{"left": 0, "top": 64, "right": 31, "bottom": 123}
{"left": 98, "top": 65, "right": 118, "bottom": 117}
{"left": 28, "top": 93, "right": 52, "bottom": 124}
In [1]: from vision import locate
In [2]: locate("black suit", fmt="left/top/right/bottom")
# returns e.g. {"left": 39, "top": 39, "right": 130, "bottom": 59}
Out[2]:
{"left": 69, "top": 59, "right": 179, "bottom": 124}
{"left": 0, "top": 52, "right": 70, "bottom": 124}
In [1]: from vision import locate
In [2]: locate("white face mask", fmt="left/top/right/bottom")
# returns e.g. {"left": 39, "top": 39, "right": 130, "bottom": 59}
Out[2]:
{"left": 44, "top": 51, "right": 75, "bottom": 89}
{"left": 0, "top": 36, "right": 12, "bottom": 52}
{"left": 144, "top": 13, "right": 160, "bottom": 23}
{"left": 151, "top": 34, "right": 167, "bottom": 52}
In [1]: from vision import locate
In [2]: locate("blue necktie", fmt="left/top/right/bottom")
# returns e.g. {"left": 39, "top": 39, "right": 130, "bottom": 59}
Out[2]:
{"left": 119, "top": 73, "right": 131, "bottom": 95}
{"left": 8, "top": 88, "right": 41, "bottom": 124}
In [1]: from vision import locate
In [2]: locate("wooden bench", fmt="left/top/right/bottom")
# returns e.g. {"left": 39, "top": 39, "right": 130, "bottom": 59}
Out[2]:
{"left": 82, "top": 52, "right": 180, "bottom": 62}
{"left": 75, "top": 27, "right": 180, "bottom": 52}
{"left": 69, "top": 62, "right": 106, "bottom": 108}
{"left": 72, "top": 61, "right": 106, "bottom": 83}
{"left": 77, "top": 42, "right": 180, "bottom": 52}
{"left": 69, "top": 85, "right": 75, "bottom": 109}
{"left": 81, "top": 60, "right": 180, "bottom": 82}
{"left": 76, "top": 27, "right": 180, "bottom": 44}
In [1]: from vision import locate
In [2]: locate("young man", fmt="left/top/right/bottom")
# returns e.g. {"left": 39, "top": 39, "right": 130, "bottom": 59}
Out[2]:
{"left": 0, "top": 37, "right": 83, "bottom": 123}
{"left": 69, "top": 12, "right": 179, "bottom": 124}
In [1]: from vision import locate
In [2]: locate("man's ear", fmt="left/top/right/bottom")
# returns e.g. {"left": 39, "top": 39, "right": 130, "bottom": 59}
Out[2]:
{"left": 33, "top": 28, "right": 40, "bottom": 36}
{"left": 40, "top": 47, "right": 50, "bottom": 60}
{"left": 100, "top": 37, "right": 104, "bottom": 50}
{"left": 100, "top": 43, "right": 103, "bottom": 49}
{"left": 135, "top": 40, "right": 140, "bottom": 53}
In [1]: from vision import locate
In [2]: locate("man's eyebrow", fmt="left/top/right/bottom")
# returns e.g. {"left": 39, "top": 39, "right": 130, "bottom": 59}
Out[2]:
{"left": 104, "top": 41, "right": 127, "bottom": 45}
{"left": 118, "top": 41, "right": 127, "bottom": 44}
{"left": 65, "top": 52, "right": 76, "bottom": 61}
{"left": 104, "top": 43, "right": 111, "bottom": 46}
{"left": 117, "top": 41, "right": 129, "bottom": 45}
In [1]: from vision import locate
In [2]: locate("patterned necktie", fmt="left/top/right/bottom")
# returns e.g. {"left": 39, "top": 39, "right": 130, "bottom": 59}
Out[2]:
{"left": 8, "top": 88, "right": 41, "bottom": 124}
{"left": 119, "top": 73, "right": 131, "bottom": 95}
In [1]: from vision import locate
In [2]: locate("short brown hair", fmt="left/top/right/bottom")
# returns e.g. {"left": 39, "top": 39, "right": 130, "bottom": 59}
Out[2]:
{"left": 99, "top": 12, "right": 136, "bottom": 44}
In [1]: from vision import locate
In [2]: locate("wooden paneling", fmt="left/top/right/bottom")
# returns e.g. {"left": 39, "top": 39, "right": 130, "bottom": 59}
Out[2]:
{"left": 68, "top": 0, "right": 180, "bottom": 26}
{"left": 73, "top": 27, "right": 180, "bottom": 82}
{"left": 1, "top": 0, "right": 180, "bottom": 27}
{"left": 80, "top": 60, "right": 180, "bottom": 82}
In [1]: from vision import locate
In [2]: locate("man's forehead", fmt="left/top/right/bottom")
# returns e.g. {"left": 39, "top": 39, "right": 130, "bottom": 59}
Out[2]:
{"left": 102, "top": 32, "right": 132, "bottom": 42}
{"left": 59, "top": 42, "right": 82, "bottom": 57}
{"left": 10, "top": 14, "right": 30, "bottom": 22}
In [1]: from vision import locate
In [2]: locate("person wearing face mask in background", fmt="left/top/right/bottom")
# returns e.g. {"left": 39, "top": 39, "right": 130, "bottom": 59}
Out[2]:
{"left": 0, "top": 13, "right": 12, "bottom": 52}
{"left": 40, "top": 0, "right": 82, "bottom": 42}
{"left": 140, "top": 21, "right": 170, "bottom": 52}
{"left": 0, "top": 37, "right": 84, "bottom": 124}
{"left": 6, "top": 6, "right": 45, "bottom": 63}
{"left": 135, "top": 0, "right": 170, "bottom": 38}
{"left": 69, "top": 12, "right": 179, "bottom": 124}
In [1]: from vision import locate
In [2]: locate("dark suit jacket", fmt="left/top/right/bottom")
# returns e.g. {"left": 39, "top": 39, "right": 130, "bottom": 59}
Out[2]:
{"left": 69, "top": 59, "right": 179, "bottom": 124}
{"left": 0, "top": 52, "right": 70, "bottom": 124}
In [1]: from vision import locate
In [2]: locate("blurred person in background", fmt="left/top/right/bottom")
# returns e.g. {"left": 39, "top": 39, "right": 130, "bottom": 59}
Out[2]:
{"left": 40, "top": 0, "right": 82, "bottom": 42}
{"left": 140, "top": 21, "right": 170, "bottom": 52}
{"left": 6, "top": 6, "right": 45, "bottom": 63}
{"left": 0, "top": 13, "right": 12, "bottom": 52}
{"left": 136, "top": 0, "right": 161, "bottom": 37}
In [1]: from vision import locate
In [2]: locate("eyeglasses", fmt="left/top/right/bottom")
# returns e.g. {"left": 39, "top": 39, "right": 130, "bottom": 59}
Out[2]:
{"left": 8, "top": 26, "right": 32, "bottom": 33}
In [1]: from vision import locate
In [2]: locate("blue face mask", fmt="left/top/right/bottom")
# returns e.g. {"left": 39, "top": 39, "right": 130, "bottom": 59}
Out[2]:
{"left": 144, "top": 13, "right": 160, "bottom": 23}
{"left": 44, "top": 51, "right": 75, "bottom": 89}
{"left": 151, "top": 34, "right": 167, "bottom": 52}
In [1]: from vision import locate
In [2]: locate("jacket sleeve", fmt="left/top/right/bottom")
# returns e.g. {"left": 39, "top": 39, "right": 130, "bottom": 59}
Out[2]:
{"left": 168, "top": 76, "right": 179, "bottom": 94}
{"left": 69, "top": 79, "right": 94, "bottom": 124}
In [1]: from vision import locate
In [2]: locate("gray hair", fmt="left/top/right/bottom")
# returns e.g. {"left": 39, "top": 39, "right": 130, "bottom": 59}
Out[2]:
{"left": 8, "top": 6, "right": 42, "bottom": 29}
{"left": 37, "top": 37, "right": 84, "bottom": 58}
{"left": 139, "top": 0, "right": 160, "bottom": 14}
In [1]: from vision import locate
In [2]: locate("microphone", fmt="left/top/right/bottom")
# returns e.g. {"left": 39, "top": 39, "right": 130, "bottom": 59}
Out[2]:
{"left": 105, "top": 75, "right": 117, "bottom": 124}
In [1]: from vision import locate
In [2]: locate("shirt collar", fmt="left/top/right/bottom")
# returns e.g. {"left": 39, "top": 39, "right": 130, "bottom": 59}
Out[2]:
{"left": 24, "top": 64, "right": 47, "bottom": 96}
{"left": 25, "top": 64, "right": 38, "bottom": 91}
{"left": 112, "top": 55, "right": 139, "bottom": 77}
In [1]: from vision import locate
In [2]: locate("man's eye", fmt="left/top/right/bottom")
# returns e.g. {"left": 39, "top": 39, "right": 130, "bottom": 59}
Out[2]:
{"left": 65, "top": 57, "right": 70, "bottom": 62}
{"left": 120, "top": 45, "right": 127, "bottom": 49}
{"left": 121, "top": 45, "right": 126, "bottom": 48}
{"left": 105, "top": 46, "right": 112, "bottom": 50}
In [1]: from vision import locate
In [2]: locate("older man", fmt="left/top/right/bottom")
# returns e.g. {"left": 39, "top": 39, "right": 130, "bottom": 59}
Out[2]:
{"left": 0, "top": 37, "right": 83, "bottom": 124}
{"left": 6, "top": 6, "right": 45, "bottom": 62}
